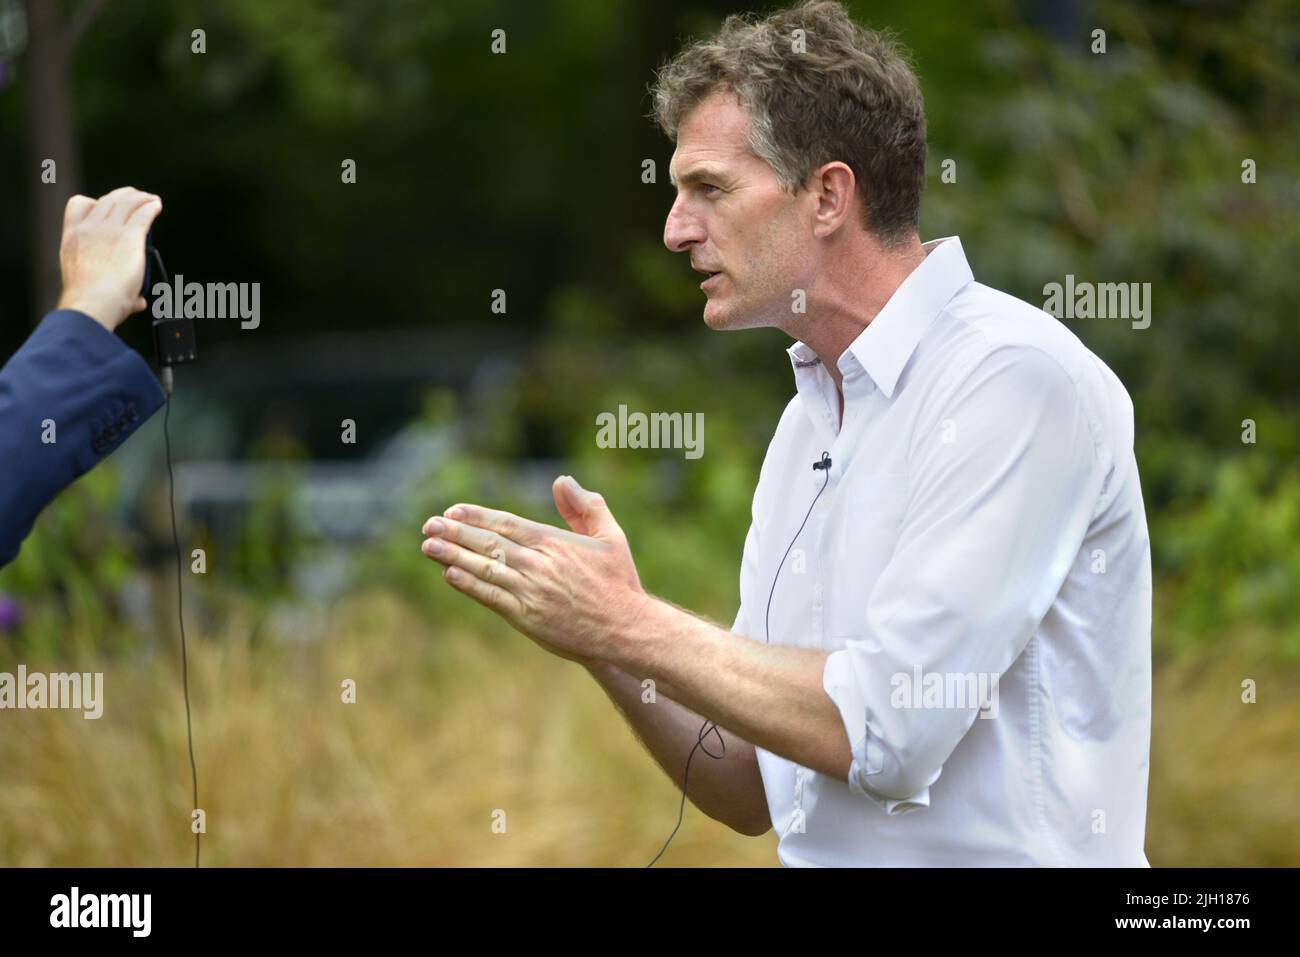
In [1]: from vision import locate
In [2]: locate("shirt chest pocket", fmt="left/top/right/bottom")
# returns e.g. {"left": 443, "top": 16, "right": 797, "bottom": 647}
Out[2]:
{"left": 823, "top": 473, "right": 909, "bottom": 640}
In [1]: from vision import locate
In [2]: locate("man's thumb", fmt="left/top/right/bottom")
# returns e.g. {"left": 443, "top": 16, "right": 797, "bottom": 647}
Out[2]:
{"left": 553, "top": 475, "right": 620, "bottom": 539}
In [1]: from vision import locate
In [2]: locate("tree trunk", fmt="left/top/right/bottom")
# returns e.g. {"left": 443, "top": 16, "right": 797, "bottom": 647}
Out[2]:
{"left": 23, "top": 0, "right": 82, "bottom": 323}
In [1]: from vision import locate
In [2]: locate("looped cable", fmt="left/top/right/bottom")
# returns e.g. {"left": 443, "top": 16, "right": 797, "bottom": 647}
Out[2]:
{"left": 647, "top": 450, "right": 832, "bottom": 865}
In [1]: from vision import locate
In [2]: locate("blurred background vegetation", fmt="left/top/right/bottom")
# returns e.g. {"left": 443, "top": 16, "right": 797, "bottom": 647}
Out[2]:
{"left": 1, "top": 0, "right": 1297, "bottom": 866}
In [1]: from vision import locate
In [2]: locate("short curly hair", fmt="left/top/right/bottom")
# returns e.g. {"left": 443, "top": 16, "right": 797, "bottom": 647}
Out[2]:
{"left": 651, "top": 0, "right": 927, "bottom": 246}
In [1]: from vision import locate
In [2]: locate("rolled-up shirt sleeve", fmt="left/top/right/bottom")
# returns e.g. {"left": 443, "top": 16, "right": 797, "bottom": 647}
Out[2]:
{"left": 822, "top": 344, "right": 1105, "bottom": 812}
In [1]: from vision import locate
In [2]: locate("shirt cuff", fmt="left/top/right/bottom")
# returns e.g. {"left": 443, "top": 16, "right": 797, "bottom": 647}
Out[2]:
{"left": 845, "top": 759, "right": 931, "bottom": 815}
{"left": 824, "top": 647, "right": 934, "bottom": 815}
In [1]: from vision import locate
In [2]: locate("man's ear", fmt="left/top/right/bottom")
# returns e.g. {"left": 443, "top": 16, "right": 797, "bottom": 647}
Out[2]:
{"left": 809, "top": 161, "right": 858, "bottom": 238}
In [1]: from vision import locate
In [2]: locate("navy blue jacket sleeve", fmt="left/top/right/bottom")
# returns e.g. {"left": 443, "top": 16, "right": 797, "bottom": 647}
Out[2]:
{"left": 0, "top": 309, "right": 166, "bottom": 568}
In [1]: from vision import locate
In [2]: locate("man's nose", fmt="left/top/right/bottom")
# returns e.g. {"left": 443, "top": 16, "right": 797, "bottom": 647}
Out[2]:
{"left": 663, "top": 196, "right": 704, "bottom": 253}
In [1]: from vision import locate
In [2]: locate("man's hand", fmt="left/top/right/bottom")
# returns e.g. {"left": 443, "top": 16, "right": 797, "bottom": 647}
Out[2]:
{"left": 55, "top": 186, "right": 164, "bottom": 333}
{"left": 421, "top": 475, "right": 855, "bottom": 784}
{"left": 420, "top": 475, "right": 652, "bottom": 668}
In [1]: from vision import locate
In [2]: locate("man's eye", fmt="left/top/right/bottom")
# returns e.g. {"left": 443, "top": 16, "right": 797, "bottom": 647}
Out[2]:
{"left": 701, "top": 184, "right": 720, "bottom": 195}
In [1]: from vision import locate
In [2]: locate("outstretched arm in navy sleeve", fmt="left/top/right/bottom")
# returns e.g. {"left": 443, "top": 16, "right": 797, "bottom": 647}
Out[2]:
{"left": 0, "top": 187, "right": 167, "bottom": 568}
{"left": 0, "top": 309, "right": 165, "bottom": 567}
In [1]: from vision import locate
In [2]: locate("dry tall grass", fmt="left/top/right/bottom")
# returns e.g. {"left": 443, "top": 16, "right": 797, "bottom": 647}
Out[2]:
{"left": 1, "top": 588, "right": 1295, "bottom": 866}
{"left": 0, "top": 590, "right": 776, "bottom": 866}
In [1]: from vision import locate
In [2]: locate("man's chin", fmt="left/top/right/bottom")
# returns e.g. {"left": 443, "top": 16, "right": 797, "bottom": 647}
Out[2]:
{"left": 702, "top": 297, "right": 741, "bottom": 330}
{"left": 703, "top": 295, "right": 768, "bottom": 332}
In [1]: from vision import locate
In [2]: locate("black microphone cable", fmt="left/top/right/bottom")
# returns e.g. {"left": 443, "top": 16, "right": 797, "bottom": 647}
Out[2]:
{"left": 163, "top": 386, "right": 200, "bottom": 868}
{"left": 646, "top": 450, "right": 832, "bottom": 866}
{"left": 148, "top": 241, "right": 201, "bottom": 867}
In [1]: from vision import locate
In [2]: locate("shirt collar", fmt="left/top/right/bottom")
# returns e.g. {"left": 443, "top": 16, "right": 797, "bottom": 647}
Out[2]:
{"left": 786, "top": 236, "right": 974, "bottom": 400}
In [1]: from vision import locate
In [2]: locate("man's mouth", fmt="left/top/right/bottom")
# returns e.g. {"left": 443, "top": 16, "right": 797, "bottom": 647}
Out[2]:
{"left": 699, "top": 270, "right": 723, "bottom": 290}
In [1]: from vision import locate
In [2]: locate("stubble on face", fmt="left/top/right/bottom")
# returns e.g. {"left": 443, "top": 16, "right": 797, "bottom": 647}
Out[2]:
{"left": 667, "top": 93, "right": 811, "bottom": 334}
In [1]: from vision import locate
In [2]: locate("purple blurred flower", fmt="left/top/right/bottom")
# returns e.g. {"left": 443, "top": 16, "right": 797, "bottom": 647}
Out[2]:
{"left": 0, "top": 594, "right": 22, "bottom": 632}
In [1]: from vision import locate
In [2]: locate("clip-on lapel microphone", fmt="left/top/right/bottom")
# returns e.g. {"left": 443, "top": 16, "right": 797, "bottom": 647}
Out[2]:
{"left": 141, "top": 232, "right": 196, "bottom": 395}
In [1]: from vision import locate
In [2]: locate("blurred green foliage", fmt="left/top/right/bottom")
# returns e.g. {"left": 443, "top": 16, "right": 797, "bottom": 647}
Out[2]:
{"left": 2, "top": 0, "right": 1298, "bottom": 654}
{"left": 0, "top": 466, "right": 140, "bottom": 661}
{"left": 1160, "top": 458, "right": 1300, "bottom": 657}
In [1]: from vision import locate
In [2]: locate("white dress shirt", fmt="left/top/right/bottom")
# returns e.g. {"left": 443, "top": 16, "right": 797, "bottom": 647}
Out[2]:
{"left": 733, "top": 236, "right": 1151, "bottom": 866}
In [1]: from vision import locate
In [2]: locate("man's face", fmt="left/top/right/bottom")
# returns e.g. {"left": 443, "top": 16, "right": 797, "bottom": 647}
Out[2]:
{"left": 663, "top": 92, "right": 812, "bottom": 331}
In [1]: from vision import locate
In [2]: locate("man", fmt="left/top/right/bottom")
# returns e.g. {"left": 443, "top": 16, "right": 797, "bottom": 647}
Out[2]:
{"left": 420, "top": 0, "right": 1151, "bottom": 866}
{"left": 0, "top": 187, "right": 167, "bottom": 568}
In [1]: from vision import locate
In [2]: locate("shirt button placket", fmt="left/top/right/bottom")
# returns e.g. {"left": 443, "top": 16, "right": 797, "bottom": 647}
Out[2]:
{"left": 812, "top": 480, "right": 832, "bottom": 644}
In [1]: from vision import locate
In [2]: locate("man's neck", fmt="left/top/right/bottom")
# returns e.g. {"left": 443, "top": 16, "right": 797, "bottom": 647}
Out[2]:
{"left": 790, "top": 234, "right": 929, "bottom": 396}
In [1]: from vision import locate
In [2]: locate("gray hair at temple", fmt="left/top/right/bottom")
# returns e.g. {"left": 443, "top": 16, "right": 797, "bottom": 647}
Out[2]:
{"left": 650, "top": 0, "right": 928, "bottom": 246}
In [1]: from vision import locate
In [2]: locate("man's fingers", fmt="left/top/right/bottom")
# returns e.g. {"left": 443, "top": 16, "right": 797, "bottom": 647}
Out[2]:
{"left": 86, "top": 186, "right": 136, "bottom": 223}
{"left": 125, "top": 196, "right": 164, "bottom": 232}
{"left": 421, "top": 534, "right": 527, "bottom": 591}
{"left": 434, "top": 553, "right": 525, "bottom": 620}
{"left": 113, "top": 190, "right": 161, "bottom": 227}
{"left": 424, "top": 514, "right": 533, "bottom": 568}
{"left": 437, "top": 504, "right": 550, "bottom": 548}
{"left": 90, "top": 186, "right": 156, "bottom": 225}
{"left": 62, "top": 195, "right": 95, "bottom": 231}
